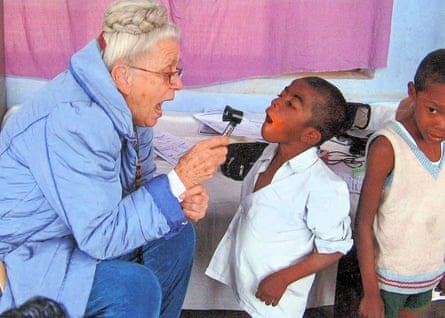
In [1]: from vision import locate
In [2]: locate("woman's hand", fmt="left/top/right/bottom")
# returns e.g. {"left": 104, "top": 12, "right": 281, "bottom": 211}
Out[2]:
{"left": 180, "top": 184, "right": 209, "bottom": 222}
{"left": 175, "top": 136, "right": 229, "bottom": 189}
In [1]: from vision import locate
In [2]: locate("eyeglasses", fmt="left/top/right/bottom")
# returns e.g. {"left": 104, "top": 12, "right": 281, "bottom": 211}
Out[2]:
{"left": 128, "top": 65, "right": 184, "bottom": 85}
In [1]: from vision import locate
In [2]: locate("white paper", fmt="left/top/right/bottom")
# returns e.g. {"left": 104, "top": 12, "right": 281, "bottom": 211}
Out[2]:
{"left": 342, "top": 174, "right": 365, "bottom": 194}
{"left": 153, "top": 131, "right": 194, "bottom": 166}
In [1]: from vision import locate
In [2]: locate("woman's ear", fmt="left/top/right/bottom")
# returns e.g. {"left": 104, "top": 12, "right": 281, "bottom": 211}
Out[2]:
{"left": 301, "top": 127, "right": 322, "bottom": 146}
{"left": 111, "top": 63, "right": 132, "bottom": 95}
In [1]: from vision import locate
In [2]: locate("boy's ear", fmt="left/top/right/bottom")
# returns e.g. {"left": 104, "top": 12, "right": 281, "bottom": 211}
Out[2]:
{"left": 301, "top": 127, "right": 322, "bottom": 146}
{"left": 408, "top": 81, "right": 416, "bottom": 100}
{"left": 111, "top": 63, "right": 132, "bottom": 95}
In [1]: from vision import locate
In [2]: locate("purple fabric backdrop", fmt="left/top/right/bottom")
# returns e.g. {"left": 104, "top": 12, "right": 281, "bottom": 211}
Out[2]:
{"left": 4, "top": 0, "right": 393, "bottom": 86}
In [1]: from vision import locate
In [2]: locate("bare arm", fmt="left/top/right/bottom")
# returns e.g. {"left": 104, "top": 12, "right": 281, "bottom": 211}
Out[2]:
{"left": 355, "top": 136, "right": 394, "bottom": 318}
{"left": 255, "top": 251, "right": 343, "bottom": 306}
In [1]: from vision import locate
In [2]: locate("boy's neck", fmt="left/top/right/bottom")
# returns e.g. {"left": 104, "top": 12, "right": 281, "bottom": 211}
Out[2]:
{"left": 254, "top": 143, "right": 316, "bottom": 192}
{"left": 400, "top": 116, "right": 443, "bottom": 162}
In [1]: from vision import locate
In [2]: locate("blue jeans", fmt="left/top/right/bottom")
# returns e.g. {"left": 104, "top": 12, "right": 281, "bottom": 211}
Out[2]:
{"left": 84, "top": 222, "right": 195, "bottom": 318}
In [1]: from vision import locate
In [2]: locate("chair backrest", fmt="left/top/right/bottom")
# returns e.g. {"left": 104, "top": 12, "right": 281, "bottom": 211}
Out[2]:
{"left": 1, "top": 104, "right": 21, "bottom": 130}
{"left": 0, "top": 260, "right": 6, "bottom": 292}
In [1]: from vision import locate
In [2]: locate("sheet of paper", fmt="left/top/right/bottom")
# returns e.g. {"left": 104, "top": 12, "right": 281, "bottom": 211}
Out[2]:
{"left": 333, "top": 166, "right": 365, "bottom": 194}
{"left": 198, "top": 123, "right": 219, "bottom": 135}
{"left": 193, "top": 111, "right": 265, "bottom": 142}
{"left": 342, "top": 174, "right": 364, "bottom": 194}
{"left": 153, "top": 131, "right": 194, "bottom": 166}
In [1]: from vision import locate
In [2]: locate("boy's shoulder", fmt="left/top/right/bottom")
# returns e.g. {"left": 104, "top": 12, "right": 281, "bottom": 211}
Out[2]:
{"left": 311, "top": 159, "right": 349, "bottom": 193}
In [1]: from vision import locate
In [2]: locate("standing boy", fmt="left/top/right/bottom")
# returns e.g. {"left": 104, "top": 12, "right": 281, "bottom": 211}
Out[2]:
{"left": 206, "top": 77, "right": 353, "bottom": 318}
{"left": 356, "top": 48, "right": 445, "bottom": 318}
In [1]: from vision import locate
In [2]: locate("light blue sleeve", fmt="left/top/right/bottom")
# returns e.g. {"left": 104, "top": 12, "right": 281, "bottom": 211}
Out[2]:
{"left": 44, "top": 103, "right": 184, "bottom": 259}
{"left": 306, "top": 171, "right": 353, "bottom": 255}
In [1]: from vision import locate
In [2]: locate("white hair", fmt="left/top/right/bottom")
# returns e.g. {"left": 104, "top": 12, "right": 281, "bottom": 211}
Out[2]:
{"left": 101, "top": 0, "right": 179, "bottom": 68}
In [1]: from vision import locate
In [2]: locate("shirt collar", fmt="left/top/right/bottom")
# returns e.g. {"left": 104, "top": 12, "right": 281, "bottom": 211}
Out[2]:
{"left": 259, "top": 144, "right": 320, "bottom": 173}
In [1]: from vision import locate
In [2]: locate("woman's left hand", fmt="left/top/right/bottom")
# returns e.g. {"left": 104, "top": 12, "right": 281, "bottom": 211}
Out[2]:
{"left": 180, "top": 184, "right": 209, "bottom": 222}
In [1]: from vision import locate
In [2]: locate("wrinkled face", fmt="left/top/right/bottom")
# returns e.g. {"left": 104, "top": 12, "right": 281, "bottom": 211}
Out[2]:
{"left": 124, "top": 39, "right": 183, "bottom": 127}
{"left": 411, "top": 81, "right": 445, "bottom": 144}
{"left": 262, "top": 79, "right": 318, "bottom": 144}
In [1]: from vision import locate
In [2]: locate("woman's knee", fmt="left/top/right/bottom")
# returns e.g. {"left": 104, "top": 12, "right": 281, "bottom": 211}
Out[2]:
{"left": 86, "top": 261, "right": 162, "bottom": 317}
{"left": 119, "top": 264, "right": 162, "bottom": 303}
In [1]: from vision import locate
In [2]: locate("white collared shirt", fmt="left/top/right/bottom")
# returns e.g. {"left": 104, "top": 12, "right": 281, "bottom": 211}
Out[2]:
{"left": 206, "top": 144, "right": 352, "bottom": 318}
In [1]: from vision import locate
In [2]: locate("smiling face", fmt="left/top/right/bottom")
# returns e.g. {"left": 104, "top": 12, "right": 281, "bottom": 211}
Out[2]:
{"left": 113, "top": 38, "right": 183, "bottom": 127}
{"left": 262, "top": 79, "right": 321, "bottom": 146}
{"left": 410, "top": 81, "right": 445, "bottom": 144}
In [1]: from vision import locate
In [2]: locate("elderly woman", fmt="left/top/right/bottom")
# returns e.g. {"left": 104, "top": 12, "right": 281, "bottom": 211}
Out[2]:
{"left": 0, "top": 0, "right": 228, "bottom": 317}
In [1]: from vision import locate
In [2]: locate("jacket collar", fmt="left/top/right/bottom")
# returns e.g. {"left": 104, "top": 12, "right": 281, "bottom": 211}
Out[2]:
{"left": 68, "top": 40, "right": 135, "bottom": 141}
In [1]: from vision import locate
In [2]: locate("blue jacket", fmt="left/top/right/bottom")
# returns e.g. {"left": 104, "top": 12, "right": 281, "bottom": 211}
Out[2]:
{"left": 0, "top": 40, "right": 186, "bottom": 317}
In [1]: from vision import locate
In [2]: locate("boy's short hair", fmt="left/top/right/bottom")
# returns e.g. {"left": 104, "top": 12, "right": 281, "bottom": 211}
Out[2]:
{"left": 414, "top": 48, "right": 445, "bottom": 92}
{"left": 302, "top": 77, "right": 347, "bottom": 145}
{"left": 0, "top": 296, "right": 66, "bottom": 317}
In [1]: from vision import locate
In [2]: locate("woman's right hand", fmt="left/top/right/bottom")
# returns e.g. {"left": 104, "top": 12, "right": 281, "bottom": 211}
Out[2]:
{"left": 174, "top": 136, "right": 229, "bottom": 189}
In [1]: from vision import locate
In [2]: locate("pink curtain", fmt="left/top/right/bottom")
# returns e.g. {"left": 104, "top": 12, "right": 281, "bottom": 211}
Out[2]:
{"left": 4, "top": 0, "right": 110, "bottom": 78}
{"left": 4, "top": 0, "right": 393, "bottom": 86}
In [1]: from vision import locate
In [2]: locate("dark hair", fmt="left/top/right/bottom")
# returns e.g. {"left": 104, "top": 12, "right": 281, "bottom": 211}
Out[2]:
{"left": 301, "top": 76, "right": 347, "bottom": 145}
{"left": 414, "top": 48, "right": 445, "bottom": 92}
{"left": 0, "top": 297, "right": 66, "bottom": 318}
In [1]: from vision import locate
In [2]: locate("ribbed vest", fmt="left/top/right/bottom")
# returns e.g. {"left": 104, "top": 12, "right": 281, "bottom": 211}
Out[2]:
{"left": 370, "top": 121, "right": 445, "bottom": 294}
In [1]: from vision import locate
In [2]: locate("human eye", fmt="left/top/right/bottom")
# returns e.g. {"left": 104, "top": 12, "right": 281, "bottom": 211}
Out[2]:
{"left": 287, "top": 101, "right": 296, "bottom": 108}
{"left": 428, "top": 106, "right": 438, "bottom": 114}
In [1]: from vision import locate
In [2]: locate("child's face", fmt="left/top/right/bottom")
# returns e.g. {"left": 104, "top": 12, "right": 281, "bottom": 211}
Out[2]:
{"left": 261, "top": 79, "right": 318, "bottom": 144}
{"left": 410, "top": 81, "right": 445, "bottom": 144}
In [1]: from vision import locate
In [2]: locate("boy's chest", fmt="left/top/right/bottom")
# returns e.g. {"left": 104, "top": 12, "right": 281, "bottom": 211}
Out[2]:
{"left": 253, "top": 158, "right": 284, "bottom": 192}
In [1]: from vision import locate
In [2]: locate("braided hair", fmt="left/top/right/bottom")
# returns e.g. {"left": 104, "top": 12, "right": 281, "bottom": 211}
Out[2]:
{"left": 101, "top": 0, "right": 179, "bottom": 68}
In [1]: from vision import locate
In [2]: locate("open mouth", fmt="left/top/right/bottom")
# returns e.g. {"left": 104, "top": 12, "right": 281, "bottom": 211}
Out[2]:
{"left": 154, "top": 103, "right": 163, "bottom": 116}
{"left": 265, "top": 113, "right": 273, "bottom": 123}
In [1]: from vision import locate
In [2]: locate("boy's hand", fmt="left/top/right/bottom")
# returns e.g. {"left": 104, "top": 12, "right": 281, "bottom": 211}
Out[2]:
{"left": 255, "top": 272, "right": 289, "bottom": 307}
{"left": 358, "top": 294, "right": 385, "bottom": 318}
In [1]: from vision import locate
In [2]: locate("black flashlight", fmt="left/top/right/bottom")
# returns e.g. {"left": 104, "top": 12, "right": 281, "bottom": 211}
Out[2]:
{"left": 221, "top": 105, "right": 243, "bottom": 136}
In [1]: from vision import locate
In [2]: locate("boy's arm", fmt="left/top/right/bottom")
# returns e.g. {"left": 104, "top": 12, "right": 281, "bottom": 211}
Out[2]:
{"left": 255, "top": 251, "right": 343, "bottom": 307}
{"left": 355, "top": 136, "right": 394, "bottom": 318}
